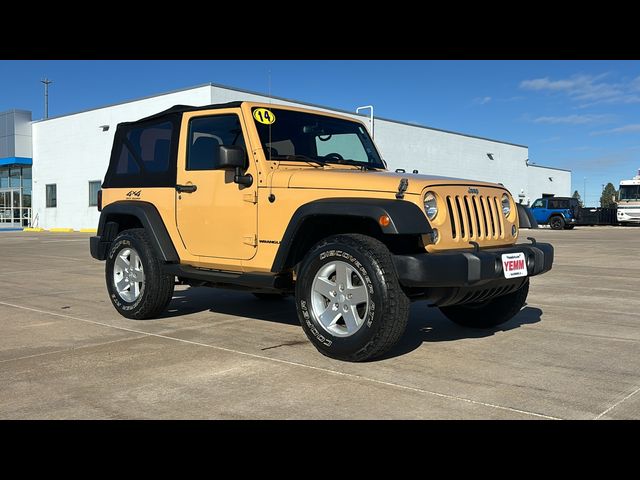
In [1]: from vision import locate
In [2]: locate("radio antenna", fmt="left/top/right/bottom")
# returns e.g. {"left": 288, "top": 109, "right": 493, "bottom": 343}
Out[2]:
{"left": 268, "top": 68, "right": 272, "bottom": 161}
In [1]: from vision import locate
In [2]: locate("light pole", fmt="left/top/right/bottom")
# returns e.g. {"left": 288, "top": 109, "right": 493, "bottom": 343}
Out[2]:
{"left": 41, "top": 77, "right": 53, "bottom": 119}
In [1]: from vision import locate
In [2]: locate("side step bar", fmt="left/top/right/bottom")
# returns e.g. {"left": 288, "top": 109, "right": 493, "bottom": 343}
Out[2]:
{"left": 163, "top": 264, "right": 293, "bottom": 292}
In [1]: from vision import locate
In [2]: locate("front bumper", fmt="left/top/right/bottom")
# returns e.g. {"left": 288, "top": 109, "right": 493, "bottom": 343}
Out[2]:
{"left": 392, "top": 241, "right": 553, "bottom": 288}
{"left": 617, "top": 211, "right": 640, "bottom": 223}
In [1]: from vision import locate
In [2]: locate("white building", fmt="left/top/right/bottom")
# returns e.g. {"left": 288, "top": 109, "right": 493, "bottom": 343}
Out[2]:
{"left": 4, "top": 83, "right": 570, "bottom": 230}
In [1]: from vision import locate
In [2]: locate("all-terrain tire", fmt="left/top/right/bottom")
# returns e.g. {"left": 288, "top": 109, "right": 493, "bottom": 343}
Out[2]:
{"left": 439, "top": 280, "right": 529, "bottom": 328}
{"left": 295, "top": 234, "right": 410, "bottom": 362}
{"left": 105, "top": 228, "right": 175, "bottom": 320}
{"left": 549, "top": 216, "right": 565, "bottom": 230}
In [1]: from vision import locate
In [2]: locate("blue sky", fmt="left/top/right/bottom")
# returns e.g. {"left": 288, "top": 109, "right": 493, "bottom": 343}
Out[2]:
{"left": 1, "top": 60, "right": 639, "bottom": 205}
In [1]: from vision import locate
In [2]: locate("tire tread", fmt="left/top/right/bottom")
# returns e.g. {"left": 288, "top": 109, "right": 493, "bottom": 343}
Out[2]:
{"left": 106, "top": 228, "right": 174, "bottom": 320}
{"left": 298, "top": 233, "right": 410, "bottom": 362}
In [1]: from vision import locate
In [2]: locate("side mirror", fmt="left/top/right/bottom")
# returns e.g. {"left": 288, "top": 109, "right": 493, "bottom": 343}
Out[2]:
{"left": 217, "top": 145, "right": 252, "bottom": 187}
{"left": 218, "top": 145, "right": 247, "bottom": 170}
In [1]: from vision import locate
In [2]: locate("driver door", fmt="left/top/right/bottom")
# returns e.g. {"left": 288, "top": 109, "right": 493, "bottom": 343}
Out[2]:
{"left": 176, "top": 109, "right": 257, "bottom": 260}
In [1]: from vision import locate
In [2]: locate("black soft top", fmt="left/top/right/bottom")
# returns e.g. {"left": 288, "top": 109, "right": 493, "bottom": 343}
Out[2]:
{"left": 121, "top": 101, "right": 244, "bottom": 126}
{"left": 103, "top": 101, "right": 245, "bottom": 189}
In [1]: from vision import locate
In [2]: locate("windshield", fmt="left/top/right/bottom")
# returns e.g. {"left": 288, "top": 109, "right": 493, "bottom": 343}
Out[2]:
{"left": 251, "top": 107, "right": 385, "bottom": 169}
{"left": 619, "top": 185, "right": 640, "bottom": 201}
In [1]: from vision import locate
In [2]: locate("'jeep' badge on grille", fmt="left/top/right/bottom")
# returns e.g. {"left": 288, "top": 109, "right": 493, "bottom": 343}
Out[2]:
{"left": 468, "top": 187, "right": 479, "bottom": 194}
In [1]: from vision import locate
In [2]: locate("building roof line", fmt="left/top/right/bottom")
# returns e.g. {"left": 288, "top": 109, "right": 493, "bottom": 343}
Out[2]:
{"left": 30, "top": 83, "right": 216, "bottom": 123}
{"left": 32, "top": 82, "right": 528, "bottom": 148}
{"left": 0, "top": 108, "right": 33, "bottom": 115}
{"left": 527, "top": 163, "right": 572, "bottom": 173}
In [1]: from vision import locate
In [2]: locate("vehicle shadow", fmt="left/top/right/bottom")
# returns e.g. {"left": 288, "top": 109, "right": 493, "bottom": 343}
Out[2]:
{"left": 377, "top": 304, "right": 542, "bottom": 360}
{"left": 160, "top": 286, "right": 542, "bottom": 360}
{"left": 160, "top": 286, "right": 300, "bottom": 326}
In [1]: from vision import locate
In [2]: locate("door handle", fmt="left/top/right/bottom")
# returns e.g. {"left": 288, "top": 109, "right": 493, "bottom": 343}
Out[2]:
{"left": 176, "top": 184, "right": 197, "bottom": 193}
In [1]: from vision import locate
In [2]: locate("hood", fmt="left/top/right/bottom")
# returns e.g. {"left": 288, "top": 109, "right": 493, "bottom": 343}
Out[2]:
{"left": 270, "top": 167, "right": 504, "bottom": 195}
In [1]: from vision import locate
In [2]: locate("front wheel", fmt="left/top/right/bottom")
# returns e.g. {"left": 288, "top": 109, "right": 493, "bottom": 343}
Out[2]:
{"left": 439, "top": 280, "right": 529, "bottom": 328}
{"left": 105, "top": 228, "right": 175, "bottom": 319}
{"left": 295, "top": 234, "right": 410, "bottom": 362}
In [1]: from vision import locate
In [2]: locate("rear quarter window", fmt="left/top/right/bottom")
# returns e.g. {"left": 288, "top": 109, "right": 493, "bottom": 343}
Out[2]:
{"left": 104, "top": 116, "right": 179, "bottom": 188}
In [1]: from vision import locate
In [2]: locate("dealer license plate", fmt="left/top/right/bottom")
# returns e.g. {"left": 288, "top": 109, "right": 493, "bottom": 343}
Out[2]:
{"left": 501, "top": 252, "right": 528, "bottom": 279}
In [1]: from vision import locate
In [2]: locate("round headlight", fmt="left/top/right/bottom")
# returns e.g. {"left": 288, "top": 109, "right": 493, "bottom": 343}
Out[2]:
{"left": 424, "top": 191, "right": 438, "bottom": 220}
{"left": 501, "top": 193, "right": 511, "bottom": 217}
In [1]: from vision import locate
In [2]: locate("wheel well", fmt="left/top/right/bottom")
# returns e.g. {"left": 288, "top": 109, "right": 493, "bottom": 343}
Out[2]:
{"left": 102, "top": 213, "right": 143, "bottom": 240}
{"left": 282, "top": 215, "right": 424, "bottom": 271}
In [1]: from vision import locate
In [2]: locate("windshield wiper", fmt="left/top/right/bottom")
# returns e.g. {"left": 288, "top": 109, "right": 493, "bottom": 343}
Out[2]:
{"left": 324, "top": 158, "right": 380, "bottom": 171}
{"left": 271, "top": 154, "right": 327, "bottom": 167}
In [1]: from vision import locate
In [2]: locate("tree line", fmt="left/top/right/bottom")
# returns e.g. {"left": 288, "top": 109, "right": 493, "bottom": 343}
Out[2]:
{"left": 571, "top": 183, "right": 618, "bottom": 208}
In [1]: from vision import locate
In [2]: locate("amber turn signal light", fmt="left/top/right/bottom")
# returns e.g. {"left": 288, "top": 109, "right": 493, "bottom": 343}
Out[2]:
{"left": 379, "top": 214, "right": 390, "bottom": 227}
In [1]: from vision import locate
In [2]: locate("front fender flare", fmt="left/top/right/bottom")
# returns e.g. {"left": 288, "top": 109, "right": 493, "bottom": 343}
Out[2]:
{"left": 271, "top": 198, "right": 431, "bottom": 272}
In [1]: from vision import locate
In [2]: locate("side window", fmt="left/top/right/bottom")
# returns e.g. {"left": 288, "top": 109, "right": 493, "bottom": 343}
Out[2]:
{"left": 116, "top": 144, "right": 140, "bottom": 174}
{"left": 549, "top": 199, "right": 569, "bottom": 209}
{"left": 531, "top": 199, "right": 545, "bottom": 208}
{"left": 188, "top": 115, "right": 246, "bottom": 171}
{"left": 315, "top": 133, "right": 368, "bottom": 162}
{"left": 115, "top": 121, "right": 173, "bottom": 174}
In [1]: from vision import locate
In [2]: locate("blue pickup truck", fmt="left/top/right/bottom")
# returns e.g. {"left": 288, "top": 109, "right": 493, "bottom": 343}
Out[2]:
{"left": 530, "top": 197, "right": 578, "bottom": 230}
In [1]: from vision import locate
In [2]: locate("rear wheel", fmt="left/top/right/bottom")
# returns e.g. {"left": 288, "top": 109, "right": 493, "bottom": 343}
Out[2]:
{"left": 440, "top": 280, "right": 529, "bottom": 328}
{"left": 295, "top": 234, "right": 410, "bottom": 362}
{"left": 105, "top": 228, "right": 174, "bottom": 319}
{"left": 549, "top": 216, "right": 565, "bottom": 230}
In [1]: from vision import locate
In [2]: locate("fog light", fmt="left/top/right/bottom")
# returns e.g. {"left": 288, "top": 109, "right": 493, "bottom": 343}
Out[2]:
{"left": 512, "top": 225, "right": 517, "bottom": 237}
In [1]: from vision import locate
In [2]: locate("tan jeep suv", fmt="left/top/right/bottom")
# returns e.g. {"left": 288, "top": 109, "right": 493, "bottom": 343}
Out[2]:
{"left": 90, "top": 101, "right": 553, "bottom": 361}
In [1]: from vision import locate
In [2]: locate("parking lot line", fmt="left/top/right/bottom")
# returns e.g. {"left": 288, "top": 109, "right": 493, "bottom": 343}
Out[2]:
{"left": 594, "top": 385, "right": 640, "bottom": 420}
{"left": 0, "top": 299, "right": 560, "bottom": 420}
{"left": 41, "top": 239, "right": 91, "bottom": 243}
{"left": 0, "top": 335, "right": 146, "bottom": 365}
{"left": 533, "top": 302, "right": 640, "bottom": 318}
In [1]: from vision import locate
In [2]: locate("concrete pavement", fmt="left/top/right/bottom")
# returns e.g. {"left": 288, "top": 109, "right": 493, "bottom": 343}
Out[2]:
{"left": 1, "top": 227, "right": 639, "bottom": 419}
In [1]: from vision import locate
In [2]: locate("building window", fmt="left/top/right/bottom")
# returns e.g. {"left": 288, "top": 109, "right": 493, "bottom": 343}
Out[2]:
{"left": 46, "top": 184, "right": 57, "bottom": 208}
{"left": 89, "top": 181, "right": 101, "bottom": 207}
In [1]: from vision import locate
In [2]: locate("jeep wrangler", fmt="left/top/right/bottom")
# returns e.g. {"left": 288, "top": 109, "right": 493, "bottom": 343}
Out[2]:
{"left": 90, "top": 101, "right": 553, "bottom": 362}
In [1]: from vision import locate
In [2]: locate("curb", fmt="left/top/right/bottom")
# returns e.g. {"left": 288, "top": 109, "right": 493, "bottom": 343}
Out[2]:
{"left": 22, "top": 227, "right": 96, "bottom": 233}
